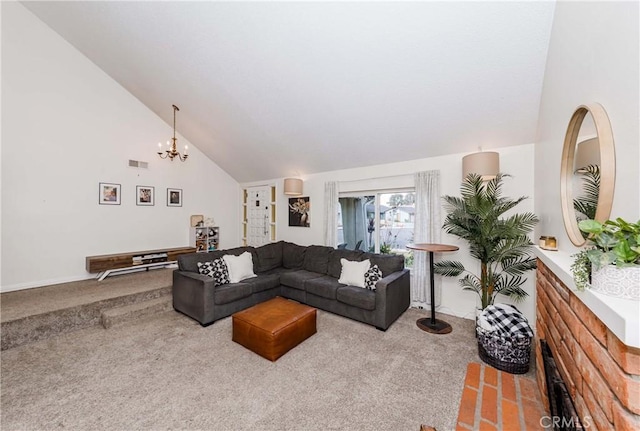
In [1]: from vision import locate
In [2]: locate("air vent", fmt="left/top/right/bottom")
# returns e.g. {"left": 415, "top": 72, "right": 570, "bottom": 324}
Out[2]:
{"left": 128, "top": 160, "right": 149, "bottom": 169}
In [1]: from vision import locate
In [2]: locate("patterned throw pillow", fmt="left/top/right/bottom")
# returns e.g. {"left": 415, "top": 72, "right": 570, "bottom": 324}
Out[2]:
{"left": 364, "top": 264, "right": 383, "bottom": 290}
{"left": 197, "top": 258, "right": 230, "bottom": 286}
{"left": 211, "top": 258, "right": 230, "bottom": 286}
{"left": 197, "top": 261, "right": 215, "bottom": 277}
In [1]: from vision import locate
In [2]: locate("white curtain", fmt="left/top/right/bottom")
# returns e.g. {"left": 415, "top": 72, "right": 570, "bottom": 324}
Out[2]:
{"left": 323, "top": 181, "right": 338, "bottom": 247}
{"left": 412, "top": 170, "right": 442, "bottom": 307}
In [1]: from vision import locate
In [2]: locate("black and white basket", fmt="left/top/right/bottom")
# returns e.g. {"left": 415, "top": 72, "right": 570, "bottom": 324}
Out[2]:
{"left": 476, "top": 304, "right": 532, "bottom": 374}
{"left": 477, "top": 327, "right": 531, "bottom": 374}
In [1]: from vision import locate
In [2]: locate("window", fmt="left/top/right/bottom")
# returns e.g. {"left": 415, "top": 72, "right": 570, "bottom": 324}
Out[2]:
{"left": 337, "top": 190, "right": 415, "bottom": 267}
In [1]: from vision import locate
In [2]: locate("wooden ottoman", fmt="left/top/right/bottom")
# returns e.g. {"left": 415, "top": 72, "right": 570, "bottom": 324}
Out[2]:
{"left": 232, "top": 297, "right": 316, "bottom": 361}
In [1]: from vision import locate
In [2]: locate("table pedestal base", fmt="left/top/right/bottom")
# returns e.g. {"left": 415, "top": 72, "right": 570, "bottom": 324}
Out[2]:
{"left": 416, "top": 317, "right": 452, "bottom": 334}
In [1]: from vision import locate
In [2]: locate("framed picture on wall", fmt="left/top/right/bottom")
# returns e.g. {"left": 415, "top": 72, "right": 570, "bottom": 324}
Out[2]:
{"left": 99, "top": 182, "right": 121, "bottom": 205}
{"left": 288, "top": 196, "right": 310, "bottom": 227}
{"left": 136, "top": 185, "right": 154, "bottom": 206}
{"left": 167, "top": 188, "right": 182, "bottom": 207}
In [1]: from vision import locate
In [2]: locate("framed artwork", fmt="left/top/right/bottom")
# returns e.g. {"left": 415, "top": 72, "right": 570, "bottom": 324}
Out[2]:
{"left": 167, "top": 188, "right": 182, "bottom": 207}
{"left": 190, "top": 214, "right": 204, "bottom": 227}
{"left": 136, "top": 185, "right": 155, "bottom": 206}
{"left": 288, "top": 196, "right": 310, "bottom": 227}
{"left": 99, "top": 182, "right": 121, "bottom": 205}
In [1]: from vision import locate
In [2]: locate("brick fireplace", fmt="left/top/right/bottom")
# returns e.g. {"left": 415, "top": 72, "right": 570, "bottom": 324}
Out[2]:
{"left": 536, "top": 261, "right": 640, "bottom": 430}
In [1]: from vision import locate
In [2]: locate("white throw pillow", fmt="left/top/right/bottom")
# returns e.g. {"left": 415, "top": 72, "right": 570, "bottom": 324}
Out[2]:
{"left": 338, "top": 258, "right": 371, "bottom": 288}
{"left": 223, "top": 252, "right": 257, "bottom": 283}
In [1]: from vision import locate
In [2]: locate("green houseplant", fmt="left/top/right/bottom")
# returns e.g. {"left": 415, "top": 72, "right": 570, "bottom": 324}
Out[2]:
{"left": 433, "top": 173, "right": 539, "bottom": 310}
{"left": 573, "top": 164, "right": 600, "bottom": 228}
{"left": 571, "top": 218, "right": 640, "bottom": 293}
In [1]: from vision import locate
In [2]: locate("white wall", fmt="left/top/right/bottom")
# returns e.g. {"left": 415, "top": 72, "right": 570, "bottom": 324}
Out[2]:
{"left": 1, "top": 3, "right": 240, "bottom": 292}
{"left": 535, "top": 1, "right": 640, "bottom": 254}
{"left": 243, "top": 144, "right": 537, "bottom": 323}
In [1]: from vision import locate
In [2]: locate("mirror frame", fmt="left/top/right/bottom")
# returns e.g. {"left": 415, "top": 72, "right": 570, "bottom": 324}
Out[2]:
{"left": 560, "top": 103, "right": 616, "bottom": 246}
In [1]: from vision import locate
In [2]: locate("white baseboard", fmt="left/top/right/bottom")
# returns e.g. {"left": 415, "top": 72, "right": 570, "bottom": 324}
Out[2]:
{"left": 0, "top": 274, "right": 94, "bottom": 293}
{"left": 410, "top": 302, "right": 475, "bottom": 321}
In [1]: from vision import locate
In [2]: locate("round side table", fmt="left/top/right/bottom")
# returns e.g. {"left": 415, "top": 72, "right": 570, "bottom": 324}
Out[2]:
{"left": 407, "top": 243, "right": 459, "bottom": 334}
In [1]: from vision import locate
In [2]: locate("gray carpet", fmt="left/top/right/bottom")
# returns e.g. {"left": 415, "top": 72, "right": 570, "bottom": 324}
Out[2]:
{"left": 1, "top": 270, "right": 173, "bottom": 350}
{"left": 1, "top": 269, "right": 173, "bottom": 322}
{"left": 1, "top": 307, "right": 479, "bottom": 430}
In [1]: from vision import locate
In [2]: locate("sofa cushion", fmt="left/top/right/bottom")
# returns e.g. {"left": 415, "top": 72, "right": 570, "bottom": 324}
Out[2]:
{"left": 214, "top": 282, "right": 252, "bottom": 305}
{"left": 223, "top": 252, "right": 257, "bottom": 283}
{"left": 178, "top": 250, "right": 226, "bottom": 273}
{"left": 280, "top": 270, "right": 324, "bottom": 290}
{"left": 364, "top": 253, "right": 405, "bottom": 277}
{"left": 282, "top": 242, "right": 306, "bottom": 269}
{"left": 305, "top": 275, "right": 343, "bottom": 300}
{"left": 242, "top": 273, "right": 281, "bottom": 294}
{"left": 254, "top": 241, "right": 284, "bottom": 273}
{"left": 303, "top": 245, "right": 332, "bottom": 274}
{"left": 337, "top": 286, "right": 376, "bottom": 311}
{"left": 327, "top": 249, "right": 365, "bottom": 278}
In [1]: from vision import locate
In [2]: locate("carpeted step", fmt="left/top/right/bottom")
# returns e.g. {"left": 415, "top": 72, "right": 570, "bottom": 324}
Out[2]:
{"left": 100, "top": 295, "right": 172, "bottom": 329}
{"left": 1, "top": 285, "right": 172, "bottom": 350}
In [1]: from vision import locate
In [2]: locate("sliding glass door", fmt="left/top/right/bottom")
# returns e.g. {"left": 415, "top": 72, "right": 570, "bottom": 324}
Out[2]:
{"left": 337, "top": 190, "right": 415, "bottom": 267}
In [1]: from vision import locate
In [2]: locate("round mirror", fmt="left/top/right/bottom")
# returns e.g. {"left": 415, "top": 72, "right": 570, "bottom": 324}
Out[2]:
{"left": 560, "top": 103, "right": 616, "bottom": 246}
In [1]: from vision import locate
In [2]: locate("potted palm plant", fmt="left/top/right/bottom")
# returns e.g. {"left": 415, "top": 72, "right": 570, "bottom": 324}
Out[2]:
{"left": 433, "top": 173, "right": 539, "bottom": 310}
{"left": 571, "top": 218, "right": 640, "bottom": 299}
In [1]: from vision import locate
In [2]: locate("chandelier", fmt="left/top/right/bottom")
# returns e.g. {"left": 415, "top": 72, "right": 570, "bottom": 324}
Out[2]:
{"left": 158, "top": 104, "right": 188, "bottom": 162}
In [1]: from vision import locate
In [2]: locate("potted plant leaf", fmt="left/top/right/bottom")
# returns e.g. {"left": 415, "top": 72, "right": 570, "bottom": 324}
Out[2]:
{"left": 433, "top": 173, "right": 539, "bottom": 310}
{"left": 571, "top": 218, "right": 640, "bottom": 300}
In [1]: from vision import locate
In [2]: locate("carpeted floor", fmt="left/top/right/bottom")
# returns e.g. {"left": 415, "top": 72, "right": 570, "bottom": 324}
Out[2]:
{"left": 2, "top": 306, "right": 481, "bottom": 430}
{"left": 1, "top": 269, "right": 173, "bottom": 323}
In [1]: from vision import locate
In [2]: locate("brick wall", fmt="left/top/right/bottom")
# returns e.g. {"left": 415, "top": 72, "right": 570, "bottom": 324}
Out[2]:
{"left": 536, "top": 261, "right": 640, "bottom": 430}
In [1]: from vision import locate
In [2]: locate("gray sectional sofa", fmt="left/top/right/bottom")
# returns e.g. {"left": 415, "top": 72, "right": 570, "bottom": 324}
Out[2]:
{"left": 172, "top": 241, "right": 411, "bottom": 331}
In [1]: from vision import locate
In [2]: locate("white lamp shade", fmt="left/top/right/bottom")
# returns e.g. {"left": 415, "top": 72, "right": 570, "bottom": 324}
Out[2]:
{"left": 462, "top": 151, "right": 499, "bottom": 181}
{"left": 283, "top": 178, "right": 303, "bottom": 196}
{"left": 574, "top": 137, "right": 599, "bottom": 171}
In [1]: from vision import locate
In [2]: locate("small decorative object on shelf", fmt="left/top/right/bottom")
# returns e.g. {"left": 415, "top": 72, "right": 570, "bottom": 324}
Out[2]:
{"left": 190, "top": 215, "right": 204, "bottom": 227}
{"left": 540, "top": 236, "right": 558, "bottom": 251}
{"left": 192, "top": 226, "right": 219, "bottom": 253}
{"left": 132, "top": 252, "right": 168, "bottom": 265}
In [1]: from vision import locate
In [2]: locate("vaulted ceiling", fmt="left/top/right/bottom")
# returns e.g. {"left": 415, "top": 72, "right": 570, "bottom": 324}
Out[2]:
{"left": 23, "top": 1, "right": 555, "bottom": 182}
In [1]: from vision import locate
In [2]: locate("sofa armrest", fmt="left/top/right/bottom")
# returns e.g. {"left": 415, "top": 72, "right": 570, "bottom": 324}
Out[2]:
{"left": 374, "top": 269, "right": 411, "bottom": 330}
{"left": 172, "top": 270, "right": 216, "bottom": 325}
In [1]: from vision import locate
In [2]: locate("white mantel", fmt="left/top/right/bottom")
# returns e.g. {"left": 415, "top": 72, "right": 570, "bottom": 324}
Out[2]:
{"left": 535, "top": 246, "right": 640, "bottom": 348}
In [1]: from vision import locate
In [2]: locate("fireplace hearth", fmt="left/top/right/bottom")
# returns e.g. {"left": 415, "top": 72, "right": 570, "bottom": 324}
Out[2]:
{"left": 540, "top": 340, "right": 583, "bottom": 430}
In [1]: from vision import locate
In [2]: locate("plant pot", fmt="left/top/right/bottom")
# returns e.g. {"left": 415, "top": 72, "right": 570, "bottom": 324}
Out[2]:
{"left": 591, "top": 265, "right": 640, "bottom": 300}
